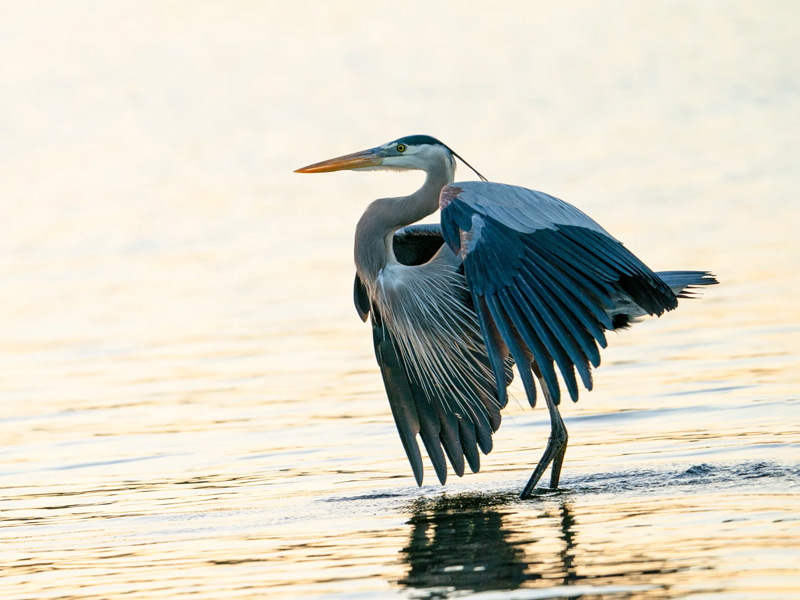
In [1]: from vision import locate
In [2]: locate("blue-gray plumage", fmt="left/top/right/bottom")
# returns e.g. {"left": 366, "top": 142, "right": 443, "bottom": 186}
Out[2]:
{"left": 296, "top": 135, "right": 717, "bottom": 499}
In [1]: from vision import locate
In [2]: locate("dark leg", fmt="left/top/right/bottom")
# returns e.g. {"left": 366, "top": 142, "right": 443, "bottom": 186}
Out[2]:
{"left": 547, "top": 407, "right": 568, "bottom": 489}
{"left": 520, "top": 375, "right": 569, "bottom": 499}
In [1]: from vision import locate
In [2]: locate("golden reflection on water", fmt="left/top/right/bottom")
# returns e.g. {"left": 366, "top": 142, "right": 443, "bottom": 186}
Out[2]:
{"left": 1, "top": 1, "right": 800, "bottom": 599}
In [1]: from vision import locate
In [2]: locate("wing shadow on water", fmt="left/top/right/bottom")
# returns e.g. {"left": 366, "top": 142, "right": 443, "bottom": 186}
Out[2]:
{"left": 395, "top": 492, "right": 684, "bottom": 600}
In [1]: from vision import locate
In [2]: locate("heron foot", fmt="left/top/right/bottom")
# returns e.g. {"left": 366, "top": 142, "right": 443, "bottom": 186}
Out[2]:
{"left": 519, "top": 430, "right": 568, "bottom": 500}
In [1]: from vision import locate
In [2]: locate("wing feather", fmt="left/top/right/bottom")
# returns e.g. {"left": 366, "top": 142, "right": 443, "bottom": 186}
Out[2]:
{"left": 485, "top": 292, "right": 541, "bottom": 406}
{"left": 505, "top": 285, "right": 581, "bottom": 401}
{"left": 471, "top": 295, "right": 513, "bottom": 409}
{"left": 434, "top": 404, "right": 465, "bottom": 477}
{"left": 513, "top": 273, "right": 595, "bottom": 389}
{"left": 371, "top": 317, "right": 425, "bottom": 485}
{"left": 457, "top": 417, "right": 481, "bottom": 473}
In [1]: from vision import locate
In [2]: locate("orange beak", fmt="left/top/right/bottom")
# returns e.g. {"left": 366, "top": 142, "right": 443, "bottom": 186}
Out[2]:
{"left": 294, "top": 147, "right": 384, "bottom": 173}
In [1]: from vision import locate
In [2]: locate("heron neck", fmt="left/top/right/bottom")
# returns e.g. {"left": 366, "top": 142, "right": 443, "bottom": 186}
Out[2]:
{"left": 355, "top": 161, "right": 453, "bottom": 286}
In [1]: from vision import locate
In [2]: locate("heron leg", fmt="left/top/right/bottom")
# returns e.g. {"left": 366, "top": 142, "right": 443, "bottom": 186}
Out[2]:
{"left": 520, "top": 373, "right": 569, "bottom": 499}
{"left": 547, "top": 407, "right": 568, "bottom": 489}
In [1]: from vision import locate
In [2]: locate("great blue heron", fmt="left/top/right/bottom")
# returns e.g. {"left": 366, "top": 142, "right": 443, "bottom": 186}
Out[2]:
{"left": 295, "top": 134, "right": 716, "bottom": 499}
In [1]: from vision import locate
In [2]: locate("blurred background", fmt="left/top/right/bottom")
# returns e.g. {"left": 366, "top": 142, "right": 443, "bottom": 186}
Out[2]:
{"left": 1, "top": 2, "right": 798, "bottom": 599}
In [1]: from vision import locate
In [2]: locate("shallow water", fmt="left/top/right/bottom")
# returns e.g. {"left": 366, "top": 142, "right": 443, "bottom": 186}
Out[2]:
{"left": 1, "top": 1, "right": 799, "bottom": 599}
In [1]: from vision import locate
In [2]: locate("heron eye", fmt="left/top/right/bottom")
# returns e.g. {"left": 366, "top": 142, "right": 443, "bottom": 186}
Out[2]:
{"left": 396, "top": 144, "right": 406, "bottom": 153}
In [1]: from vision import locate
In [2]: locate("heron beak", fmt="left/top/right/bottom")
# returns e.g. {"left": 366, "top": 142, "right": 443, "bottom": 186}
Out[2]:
{"left": 294, "top": 147, "right": 384, "bottom": 173}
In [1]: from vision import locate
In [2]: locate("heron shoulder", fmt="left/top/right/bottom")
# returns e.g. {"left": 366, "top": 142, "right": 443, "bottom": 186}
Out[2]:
{"left": 441, "top": 181, "right": 612, "bottom": 237}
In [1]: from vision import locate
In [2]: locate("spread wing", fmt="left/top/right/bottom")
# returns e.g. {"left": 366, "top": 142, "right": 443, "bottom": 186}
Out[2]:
{"left": 354, "top": 225, "right": 511, "bottom": 485}
{"left": 440, "top": 181, "right": 679, "bottom": 406}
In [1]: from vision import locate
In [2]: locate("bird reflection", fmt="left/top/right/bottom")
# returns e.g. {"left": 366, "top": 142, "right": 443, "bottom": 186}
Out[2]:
{"left": 557, "top": 500, "right": 578, "bottom": 585}
{"left": 398, "top": 493, "right": 530, "bottom": 597}
{"left": 396, "top": 493, "right": 678, "bottom": 599}
{"left": 398, "top": 493, "right": 582, "bottom": 596}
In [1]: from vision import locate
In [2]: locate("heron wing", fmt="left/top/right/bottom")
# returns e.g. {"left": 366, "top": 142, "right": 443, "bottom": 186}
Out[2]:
{"left": 354, "top": 226, "right": 513, "bottom": 485}
{"left": 358, "top": 273, "right": 506, "bottom": 485}
{"left": 440, "top": 181, "right": 678, "bottom": 405}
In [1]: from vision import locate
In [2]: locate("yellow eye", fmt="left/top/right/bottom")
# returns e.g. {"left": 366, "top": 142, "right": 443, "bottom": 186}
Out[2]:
{"left": 396, "top": 144, "right": 406, "bottom": 153}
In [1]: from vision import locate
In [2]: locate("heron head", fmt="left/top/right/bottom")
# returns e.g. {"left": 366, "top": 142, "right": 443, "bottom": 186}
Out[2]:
{"left": 295, "top": 135, "right": 486, "bottom": 180}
